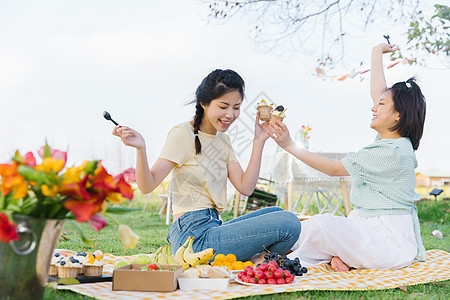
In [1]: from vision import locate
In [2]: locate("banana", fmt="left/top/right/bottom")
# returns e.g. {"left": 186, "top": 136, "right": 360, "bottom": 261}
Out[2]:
{"left": 154, "top": 246, "right": 164, "bottom": 256}
{"left": 197, "top": 248, "right": 216, "bottom": 264}
{"left": 157, "top": 245, "right": 169, "bottom": 265}
{"left": 148, "top": 253, "right": 157, "bottom": 262}
{"left": 183, "top": 236, "right": 200, "bottom": 265}
{"left": 166, "top": 244, "right": 176, "bottom": 265}
{"left": 174, "top": 237, "right": 191, "bottom": 264}
{"left": 183, "top": 236, "right": 216, "bottom": 265}
{"left": 181, "top": 262, "right": 192, "bottom": 271}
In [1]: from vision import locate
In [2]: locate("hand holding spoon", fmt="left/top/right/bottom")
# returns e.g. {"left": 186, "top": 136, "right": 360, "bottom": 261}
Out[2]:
{"left": 103, "top": 111, "right": 120, "bottom": 126}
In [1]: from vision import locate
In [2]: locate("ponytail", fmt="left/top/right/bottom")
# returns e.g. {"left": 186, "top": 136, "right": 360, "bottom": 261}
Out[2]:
{"left": 388, "top": 77, "right": 426, "bottom": 150}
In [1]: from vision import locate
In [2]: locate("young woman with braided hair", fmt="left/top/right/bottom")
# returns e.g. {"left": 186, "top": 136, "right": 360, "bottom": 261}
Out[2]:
{"left": 113, "top": 69, "right": 301, "bottom": 260}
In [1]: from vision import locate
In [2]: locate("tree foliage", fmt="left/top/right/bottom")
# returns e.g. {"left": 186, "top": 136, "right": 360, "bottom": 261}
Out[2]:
{"left": 402, "top": 4, "right": 449, "bottom": 63}
{"left": 203, "top": 1, "right": 448, "bottom": 68}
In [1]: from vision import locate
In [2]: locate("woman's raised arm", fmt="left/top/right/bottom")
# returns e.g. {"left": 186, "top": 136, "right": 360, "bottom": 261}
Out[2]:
{"left": 227, "top": 113, "right": 269, "bottom": 196}
{"left": 370, "top": 43, "right": 398, "bottom": 105}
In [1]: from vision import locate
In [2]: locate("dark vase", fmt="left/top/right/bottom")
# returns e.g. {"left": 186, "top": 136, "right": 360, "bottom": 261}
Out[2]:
{"left": 0, "top": 215, "right": 64, "bottom": 300}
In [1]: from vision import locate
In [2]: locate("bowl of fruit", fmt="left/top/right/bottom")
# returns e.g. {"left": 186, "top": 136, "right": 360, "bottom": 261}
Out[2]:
{"left": 235, "top": 251, "right": 307, "bottom": 285}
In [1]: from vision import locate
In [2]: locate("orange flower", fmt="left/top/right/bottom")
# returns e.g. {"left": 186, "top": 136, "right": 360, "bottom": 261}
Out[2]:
{"left": 0, "top": 162, "right": 28, "bottom": 199}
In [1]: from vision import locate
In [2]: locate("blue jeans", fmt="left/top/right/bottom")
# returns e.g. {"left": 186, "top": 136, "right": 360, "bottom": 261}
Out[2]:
{"left": 167, "top": 207, "right": 301, "bottom": 261}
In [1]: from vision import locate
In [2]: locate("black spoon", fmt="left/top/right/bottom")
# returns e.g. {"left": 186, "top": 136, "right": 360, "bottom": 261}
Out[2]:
{"left": 383, "top": 34, "right": 390, "bottom": 44}
{"left": 103, "top": 111, "right": 119, "bottom": 126}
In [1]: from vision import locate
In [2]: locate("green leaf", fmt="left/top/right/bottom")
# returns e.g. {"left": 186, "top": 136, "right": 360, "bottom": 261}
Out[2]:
{"left": 17, "top": 165, "right": 54, "bottom": 185}
{"left": 0, "top": 193, "right": 5, "bottom": 210}
{"left": 106, "top": 207, "right": 142, "bottom": 214}
{"left": 85, "top": 160, "right": 98, "bottom": 175}
{"left": 68, "top": 220, "right": 95, "bottom": 248}
{"left": 57, "top": 278, "right": 80, "bottom": 285}
{"left": 43, "top": 142, "right": 52, "bottom": 158}
{"left": 46, "top": 281, "right": 58, "bottom": 289}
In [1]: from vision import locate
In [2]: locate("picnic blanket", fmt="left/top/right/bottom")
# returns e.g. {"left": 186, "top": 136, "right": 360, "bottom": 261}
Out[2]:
{"left": 57, "top": 249, "right": 450, "bottom": 299}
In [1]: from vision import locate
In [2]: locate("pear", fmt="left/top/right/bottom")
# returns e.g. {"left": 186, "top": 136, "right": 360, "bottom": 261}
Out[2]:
{"left": 134, "top": 254, "right": 152, "bottom": 264}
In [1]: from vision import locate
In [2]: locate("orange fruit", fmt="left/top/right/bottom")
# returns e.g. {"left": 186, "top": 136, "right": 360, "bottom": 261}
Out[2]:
{"left": 243, "top": 261, "right": 253, "bottom": 267}
{"left": 226, "top": 253, "right": 237, "bottom": 263}
{"left": 211, "top": 261, "right": 222, "bottom": 267}
{"left": 222, "top": 261, "right": 233, "bottom": 270}
{"left": 214, "top": 254, "right": 226, "bottom": 263}
{"left": 232, "top": 261, "right": 245, "bottom": 270}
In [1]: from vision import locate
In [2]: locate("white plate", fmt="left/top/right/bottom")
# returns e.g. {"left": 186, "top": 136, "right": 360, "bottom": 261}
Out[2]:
{"left": 234, "top": 277, "right": 296, "bottom": 286}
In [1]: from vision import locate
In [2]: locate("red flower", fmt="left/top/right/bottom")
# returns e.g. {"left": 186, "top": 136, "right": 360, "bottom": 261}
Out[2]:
{"left": 88, "top": 213, "right": 107, "bottom": 231}
{"left": 38, "top": 145, "right": 68, "bottom": 164}
{"left": 62, "top": 163, "right": 133, "bottom": 223}
{"left": 63, "top": 191, "right": 106, "bottom": 222}
{"left": 59, "top": 176, "right": 90, "bottom": 200}
{"left": 114, "top": 174, "right": 134, "bottom": 199}
{"left": 0, "top": 213, "right": 19, "bottom": 243}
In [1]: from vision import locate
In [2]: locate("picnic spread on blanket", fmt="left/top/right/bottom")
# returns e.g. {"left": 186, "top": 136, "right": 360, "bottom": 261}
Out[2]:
{"left": 55, "top": 249, "right": 450, "bottom": 299}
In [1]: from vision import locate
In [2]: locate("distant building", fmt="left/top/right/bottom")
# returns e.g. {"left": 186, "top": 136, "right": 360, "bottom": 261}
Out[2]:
{"left": 416, "top": 170, "right": 450, "bottom": 187}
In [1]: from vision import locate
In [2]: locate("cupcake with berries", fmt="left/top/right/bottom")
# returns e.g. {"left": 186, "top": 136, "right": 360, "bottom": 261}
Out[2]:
{"left": 73, "top": 252, "right": 88, "bottom": 275}
{"left": 57, "top": 256, "right": 83, "bottom": 278}
{"left": 84, "top": 250, "right": 104, "bottom": 277}
{"left": 48, "top": 252, "right": 62, "bottom": 276}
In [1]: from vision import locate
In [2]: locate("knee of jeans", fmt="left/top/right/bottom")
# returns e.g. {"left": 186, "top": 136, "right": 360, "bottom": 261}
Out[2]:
{"left": 266, "top": 206, "right": 284, "bottom": 213}
{"left": 283, "top": 212, "right": 302, "bottom": 239}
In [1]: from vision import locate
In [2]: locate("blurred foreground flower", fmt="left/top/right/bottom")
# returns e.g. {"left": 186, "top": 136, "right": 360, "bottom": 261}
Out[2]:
{"left": 0, "top": 212, "right": 19, "bottom": 243}
{"left": 0, "top": 143, "right": 139, "bottom": 249}
{"left": 118, "top": 224, "right": 140, "bottom": 251}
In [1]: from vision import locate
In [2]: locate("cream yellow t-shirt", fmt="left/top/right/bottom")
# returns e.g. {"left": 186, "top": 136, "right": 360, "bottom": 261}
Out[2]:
{"left": 159, "top": 122, "right": 238, "bottom": 215}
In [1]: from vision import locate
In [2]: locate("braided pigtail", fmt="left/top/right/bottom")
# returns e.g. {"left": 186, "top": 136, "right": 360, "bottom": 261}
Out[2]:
{"left": 190, "top": 69, "right": 245, "bottom": 155}
{"left": 193, "top": 103, "right": 204, "bottom": 154}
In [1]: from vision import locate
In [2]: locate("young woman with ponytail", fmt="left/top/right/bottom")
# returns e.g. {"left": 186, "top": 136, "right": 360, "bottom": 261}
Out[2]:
{"left": 266, "top": 43, "right": 427, "bottom": 271}
{"left": 113, "top": 69, "right": 301, "bottom": 260}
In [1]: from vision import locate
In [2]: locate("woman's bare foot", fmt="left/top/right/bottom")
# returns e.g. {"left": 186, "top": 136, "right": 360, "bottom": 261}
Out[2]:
{"left": 331, "top": 256, "right": 350, "bottom": 272}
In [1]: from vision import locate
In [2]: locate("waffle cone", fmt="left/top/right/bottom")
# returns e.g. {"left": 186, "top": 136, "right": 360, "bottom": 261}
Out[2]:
{"left": 48, "top": 265, "right": 58, "bottom": 276}
{"left": 84, "top": 265, "right": 103, "bottom": 277}
{"left": 270, "top": 114, "right": 285, "bottom": 123}
{"left": 57, "top": 266, "right": 81, "bottom": 278}
{"left": 257, "top": 106, "right": 272, "bottom": 121}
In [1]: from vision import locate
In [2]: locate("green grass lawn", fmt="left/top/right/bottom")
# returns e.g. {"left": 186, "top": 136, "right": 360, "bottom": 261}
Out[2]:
{"left": 45, "top": 199, "right": 449, "bottom": 299}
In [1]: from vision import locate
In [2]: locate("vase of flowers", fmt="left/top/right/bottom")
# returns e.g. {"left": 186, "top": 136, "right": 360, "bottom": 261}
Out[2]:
{"left": 295, "top": 125, "right": 312, "bottom": 149}
{"left": 0, "top": 215, "right": 65, "bottom": 299}
{"left": 0, "top": 144, "right": 137, "bottom": 300}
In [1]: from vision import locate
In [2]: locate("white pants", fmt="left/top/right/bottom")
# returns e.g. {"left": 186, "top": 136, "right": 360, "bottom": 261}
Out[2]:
{"left": 287, "top": 210, "right": 417, "bottom": 270}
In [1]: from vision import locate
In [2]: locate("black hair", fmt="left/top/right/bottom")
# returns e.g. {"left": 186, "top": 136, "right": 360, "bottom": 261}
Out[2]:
{"left": 191, "top": 69, "right": 245, "bottom": 154}
{"left": 387, "top": 77, "right": 426, "bottom": 150}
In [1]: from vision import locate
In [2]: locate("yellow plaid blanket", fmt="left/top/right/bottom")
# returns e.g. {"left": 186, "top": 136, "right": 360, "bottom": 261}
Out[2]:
{"left": 57, "top": 249, "right": 449, "bottom": 299}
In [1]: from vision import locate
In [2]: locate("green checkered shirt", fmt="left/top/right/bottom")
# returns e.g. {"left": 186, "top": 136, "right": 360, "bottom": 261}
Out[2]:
{"left": 341, "top": 135, "right": 426, "bottom": 261}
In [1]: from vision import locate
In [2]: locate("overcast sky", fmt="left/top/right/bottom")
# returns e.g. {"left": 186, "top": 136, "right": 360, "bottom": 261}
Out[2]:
{"left": 1, "top": 0, "right": 449, "bottom": 176}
